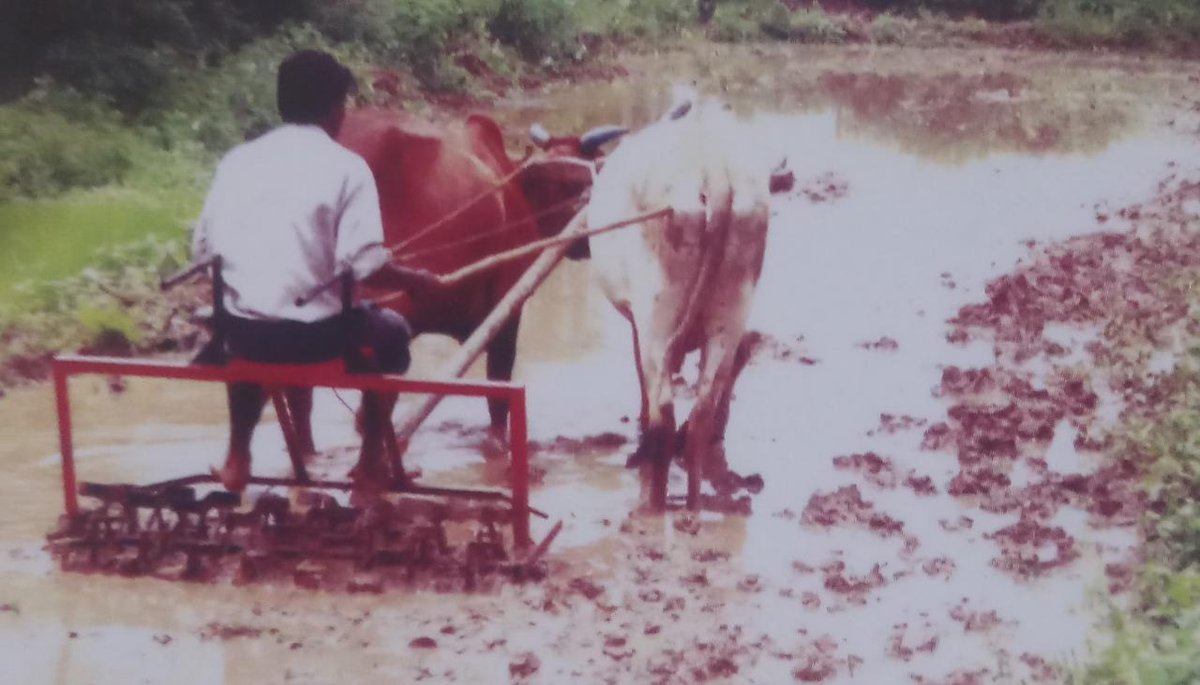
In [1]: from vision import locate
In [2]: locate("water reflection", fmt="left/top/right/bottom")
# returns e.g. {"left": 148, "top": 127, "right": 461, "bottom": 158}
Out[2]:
{"left": 487, "top": 44, "right": 1184, "bottom": 163}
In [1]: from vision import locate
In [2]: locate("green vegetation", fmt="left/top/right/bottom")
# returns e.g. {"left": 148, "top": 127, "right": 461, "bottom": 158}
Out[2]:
{"left": 1073, "top": 378, "right": 1200, "bottom": 684}
{"left": 0, "top": 0, "right": 1196, "bottom": 379}
{"left": 1038, "top": 0, "right": 1200, "bottom": 49}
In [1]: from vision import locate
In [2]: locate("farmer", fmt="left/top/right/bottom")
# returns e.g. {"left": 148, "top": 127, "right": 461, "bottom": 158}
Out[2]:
{"left": 191, "top": 49, "right": 438, "bottom": 493}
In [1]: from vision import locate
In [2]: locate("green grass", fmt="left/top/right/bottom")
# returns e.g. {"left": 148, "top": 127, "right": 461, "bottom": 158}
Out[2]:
{"left": 0, "top": 194, "right": 191, "bottom": 307}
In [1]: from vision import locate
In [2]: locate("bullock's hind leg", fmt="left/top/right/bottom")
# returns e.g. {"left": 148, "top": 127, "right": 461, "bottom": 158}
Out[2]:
{"left": 483, "top": 315, "right": 521, "bottom": 458}
{"left": 680, "top": 340, "right": 742, "bottom": 510}
{"left": 632, "top": 322, "right": 679, "bottom": 512}
{"left": 675, "top": 331, "right": 758, "bottom": 458}
{"left": 704, "top": 331, "right": 764, "bottom": 494}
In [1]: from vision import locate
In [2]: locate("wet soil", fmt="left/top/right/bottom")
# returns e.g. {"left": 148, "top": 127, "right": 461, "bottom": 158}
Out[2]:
{"left": 1, "top": 44, "right": 1199, "bottom": 684}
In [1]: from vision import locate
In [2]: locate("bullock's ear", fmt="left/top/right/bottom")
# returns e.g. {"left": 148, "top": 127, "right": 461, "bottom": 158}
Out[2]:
{"left": 465, "top": 114, "right": 511, "bottom": 168}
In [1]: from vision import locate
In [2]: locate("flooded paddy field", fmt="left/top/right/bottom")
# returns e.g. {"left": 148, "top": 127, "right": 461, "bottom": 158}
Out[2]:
{"left": 1, "top": 44, "right": 1199, "bottom": 684}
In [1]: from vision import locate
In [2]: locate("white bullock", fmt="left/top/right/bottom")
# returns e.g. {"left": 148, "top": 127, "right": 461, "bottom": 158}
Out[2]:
{"left": 587, "top": 94, "right": 778, "bottom": 511}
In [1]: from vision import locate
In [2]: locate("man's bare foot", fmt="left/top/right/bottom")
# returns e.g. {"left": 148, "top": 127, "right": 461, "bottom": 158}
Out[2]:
{"left": 211, "top": 457, "right": 250, "bottom": 492}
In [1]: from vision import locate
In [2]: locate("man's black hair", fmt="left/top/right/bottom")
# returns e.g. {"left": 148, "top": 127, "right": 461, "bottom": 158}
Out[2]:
{"left": 277, "top": 50, "right": 355, "bottom": 124}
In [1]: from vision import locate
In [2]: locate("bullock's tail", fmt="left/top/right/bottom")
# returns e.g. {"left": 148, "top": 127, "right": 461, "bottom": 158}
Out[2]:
{"left": 660, "top": 163, "right": 736, "bottom": 373}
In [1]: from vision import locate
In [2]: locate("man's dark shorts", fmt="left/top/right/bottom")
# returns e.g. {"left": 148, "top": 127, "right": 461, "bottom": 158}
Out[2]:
{"left": 221, "top": 304, "right": 412, "bottom": 374}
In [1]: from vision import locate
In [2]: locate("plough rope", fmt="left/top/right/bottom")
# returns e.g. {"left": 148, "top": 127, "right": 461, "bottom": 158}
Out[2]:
{"left": 370, "top": 207, "right": 672, "bottom": 306}
{"left": 389, "top": 153, "right": 543, "bottom": 254}
{"left": 394, "top": 194, "right": 585, "bottom": 264}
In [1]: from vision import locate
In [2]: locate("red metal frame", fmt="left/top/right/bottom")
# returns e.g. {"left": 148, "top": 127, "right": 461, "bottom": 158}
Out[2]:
{"left": 51, "top": 354, "right": 532, "bottom": 549}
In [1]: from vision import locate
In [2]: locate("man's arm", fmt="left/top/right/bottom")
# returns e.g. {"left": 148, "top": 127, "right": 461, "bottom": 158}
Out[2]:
{"left": 335, "top": 157, "right": 444, "bottom": 297}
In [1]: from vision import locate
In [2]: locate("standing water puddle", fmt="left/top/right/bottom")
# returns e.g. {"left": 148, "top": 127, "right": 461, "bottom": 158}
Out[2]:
{"left": 2, "top": 45, "right": 1198, "bottom": 684}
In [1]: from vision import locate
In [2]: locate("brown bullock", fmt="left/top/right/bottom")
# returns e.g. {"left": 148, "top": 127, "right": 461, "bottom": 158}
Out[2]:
{"left": 288, "top": 109, "right": 626, "bottom": 462}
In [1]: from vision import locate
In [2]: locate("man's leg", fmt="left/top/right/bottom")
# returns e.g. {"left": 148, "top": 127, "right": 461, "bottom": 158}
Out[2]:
{"left": 353, "top": 390, "right": 394, "bottom": 489}
{"left": 214, "top": 381, "right": 267, "bottom": 492}
{"left": 350, "top": 305, "right": 411, "bottom": 489}
{"left": 283, "top": 386, "right": 317, "bottom": 455}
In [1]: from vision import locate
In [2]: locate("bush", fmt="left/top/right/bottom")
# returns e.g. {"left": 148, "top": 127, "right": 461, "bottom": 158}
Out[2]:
{"left": 712, "top": 2, "right": 766, "bottom": 41}
{"left": 1038, "top": 0, "right": 1200, "bottom": 48}
{"left": 0, "top": 234, "right": 188, "bottom": 384}
{"left": 870, "top": 13, "right": 913, "bottom": 43}
{"left": 2, "top": 0, "right": 319, "bottom": 111}
{"left": 489, "top": 0, "right": 579, "bottom": 60}
{"left": 1073, "top": 361, "right": 1200, "bottom": 684}
{"left": 848, "top": 0, "right": 1042, "bottom": 20}
{"left": 1074, "top": 601, "right": 1200, "bottom": 685}
{"left": 151, "top": 25, "right": 345, "bottom": 154}
{"left": 575, "top": 0, "right": 695, "bottom": 40}
{"left": 0, "top": 88, "right": 141, "bottom": 199}
{"left": 759, "top": 4, "right": 849, "bottom": 43}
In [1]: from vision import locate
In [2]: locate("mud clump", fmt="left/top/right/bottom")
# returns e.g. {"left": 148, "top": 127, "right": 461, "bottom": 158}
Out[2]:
{"left": 832, "top": 450, "right": 939, "bottom": 496}
{"left": 921, "top": 422, "right": 954, "bottom": 451}
{"left": 949, "top": 602, "right": 1003, "bottom": 633}
{"left": 1020, "top": 653, "right": 1061, "bottom": 682}
{"left": 509, "top": 652, "right": 541, "bottom": 679}
{"left": 532, "top": 432, "right": 628, "bottom": 455}
{"left": 1104, "top": 560, "right": 1137, "bottom": 594}
{"left": 692, "top": 549, "right": 731, "bottom": 563}
{"left": 904, "top": 474, "right": 938, "bottom": 496}
{"left": 802, "top": 485, "right": 908, "bottom": 541}
{"left": 822, "top": 560, "right": 887, "bottom": 602}
{"left": 986, "top": 517, "right": 1079, "bottom": 578}
{"left": 887, "top": 622, "right": 940, "bottom": 662}
{"left": 832, "top": 452, "right": 900, "bottom": 488}
{"left": 797, "top": 171, "right": 849, "bottom": 204}
{"left": 200, "top": 622, "right": 266, "bottom": 640}
{"left": 569, "top": 577, "right": 605, "bottom": 600}
{"left": 910, "top": 669, "right": 989, "bottom": 685}
{"left": 859, "top": 336, "right": 899, "bottom": 352}
{"left": 870, "top": 413, "right": 929, "bottom": 436}
{"left": 790, "top": 634, "right": 843, "bottom": 682}
{"left": 801, "top": 591, "right": 822, "bottom": 609}
{"left": 922, "top": 557, "right": 956, "bottom": 579}
{"left": 939, "top": 516, "right": 974, "bottom": 532}
{"left": 746, "top": 332, "right": 818, "bottom": 365}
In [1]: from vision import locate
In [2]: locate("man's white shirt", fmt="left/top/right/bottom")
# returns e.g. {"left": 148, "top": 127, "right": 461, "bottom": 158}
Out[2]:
{"left": 192, "top": 124, "right": 390, "bottom": 322}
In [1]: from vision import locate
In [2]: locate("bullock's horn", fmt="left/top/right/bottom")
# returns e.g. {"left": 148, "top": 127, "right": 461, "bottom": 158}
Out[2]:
{"left": 579, "top": 125, "right": 629, "bottom": 157}
{"left": 529, "top": 123, "right": 551, "bottom": 147}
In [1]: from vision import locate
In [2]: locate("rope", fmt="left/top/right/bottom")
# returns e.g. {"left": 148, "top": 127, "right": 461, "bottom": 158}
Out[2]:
{"left": 369, "top": 206, "right": 672, "bottom": 306}
{"left": 389, "top": 153, "right": 542, "bottom": 255}
{"left": 332, "top": 388, "right": 356, "bottom": 416}
{"left": 394, "top": 194, "right": 585, "bottom": 264}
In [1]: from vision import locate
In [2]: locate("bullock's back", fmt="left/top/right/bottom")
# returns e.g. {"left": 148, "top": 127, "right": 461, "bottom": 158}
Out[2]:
{"left": 338, "top": 109, "right": 532, "bottom": 271}
{"left": 587, "top": 100, "right": 771, "bottom": 318}
{"left": 337, "top": 108, "right": 538, "bottom": 331}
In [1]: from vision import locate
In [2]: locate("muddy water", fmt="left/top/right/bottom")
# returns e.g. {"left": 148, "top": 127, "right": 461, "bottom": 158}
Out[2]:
{"left": 2, "top": 45, "right": 1199, "bottom": 684}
